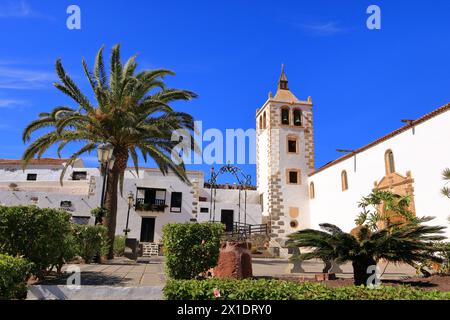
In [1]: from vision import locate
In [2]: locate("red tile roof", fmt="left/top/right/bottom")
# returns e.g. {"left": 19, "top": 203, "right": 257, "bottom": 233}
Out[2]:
{"left": 309, "top": 102, "right": 450, "bottom": 177}
{"left": 0, "top": 158, "right": 70, "bottom": 165}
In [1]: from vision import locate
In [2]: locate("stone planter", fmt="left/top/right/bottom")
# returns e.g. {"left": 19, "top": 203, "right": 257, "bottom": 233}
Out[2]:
{"left": 213, "top": 241, "right": 253, "bottom": 279}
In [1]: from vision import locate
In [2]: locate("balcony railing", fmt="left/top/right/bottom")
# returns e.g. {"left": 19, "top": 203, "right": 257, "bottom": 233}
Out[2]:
{"left": 232, "top": 222, "right": 268, "bottom": 236}
{"left": 212, "top": 221, "right": 269, "bottom": 241}
{"left": 135, "top": 198, "right": 166, "bottom": 212}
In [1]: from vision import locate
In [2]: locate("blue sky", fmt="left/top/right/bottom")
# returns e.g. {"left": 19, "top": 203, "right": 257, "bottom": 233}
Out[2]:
{"left": 0, "top": 0, "right": 449, "bottom": 184}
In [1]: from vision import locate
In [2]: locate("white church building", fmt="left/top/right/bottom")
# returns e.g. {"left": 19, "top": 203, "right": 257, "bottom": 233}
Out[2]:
{"left": 0, "top": 67, "right": 449, "bottom": 252}
{"left": 256, "top": 67, "right": 450, "bottom": 250}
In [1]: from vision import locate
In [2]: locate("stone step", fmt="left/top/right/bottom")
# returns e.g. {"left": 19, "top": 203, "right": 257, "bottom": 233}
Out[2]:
{"left": 27, "top": 285, "right": 163, "bottom": 300}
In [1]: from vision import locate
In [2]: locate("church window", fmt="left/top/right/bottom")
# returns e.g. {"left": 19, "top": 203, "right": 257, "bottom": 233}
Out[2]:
{"left": 341, "top": 170, "right": 348, "bottom": 191}
{"left": 309, "top": 182, "right": 315, "bottom": 199}
{"left": 281, "top": 108, "right": 289, "bottom": 125}
{"left": 287, "top": 169, "right": 301, "bottom": 184}
{"left": 288, "top": 139, "right": 297, "bottom": 153}
{"left": 385, "top": 150, "right": 395, "bottom": 174}
{"left": 293, "top": 109, "right": 302, "bottom": 126}
{"left": 263, "top": 112, "right": 267, "bottom": 129}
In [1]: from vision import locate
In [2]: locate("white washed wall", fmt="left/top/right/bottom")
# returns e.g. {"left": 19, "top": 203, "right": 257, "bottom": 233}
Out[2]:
{"left": 308, "top": 108, "right": 450, "bottom": 238}
{"left": 257, "top": 128, "right": 269, "bottom": 216}
{"left": 114, "top": 169, "right": 203, "bottom": 241}
{"left": 196, "top": 188, "right": 262, "bottom": 225}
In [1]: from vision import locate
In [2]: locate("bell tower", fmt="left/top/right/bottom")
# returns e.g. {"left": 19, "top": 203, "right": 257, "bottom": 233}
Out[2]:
{"left": 256, "top": 65, "right": 315, "bottom": 253}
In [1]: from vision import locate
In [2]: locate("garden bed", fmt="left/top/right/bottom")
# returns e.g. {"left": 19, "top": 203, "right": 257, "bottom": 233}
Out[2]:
{"left": 164, "top": 278, "right": 450, "bottom": 300}
{"left": 266, "top": 275, "right": 450, "bottom": 292}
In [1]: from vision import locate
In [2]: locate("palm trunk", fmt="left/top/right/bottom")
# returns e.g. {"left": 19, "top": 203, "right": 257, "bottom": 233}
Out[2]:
{"left": 103, "top": 147, "right": 128, "bottom": 260}
{"left": 352, "top": 257, "right": 377, "bottom": 286}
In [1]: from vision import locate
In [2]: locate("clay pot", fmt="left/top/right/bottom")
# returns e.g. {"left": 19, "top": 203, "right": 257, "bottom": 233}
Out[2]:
{"left": 213, "top": 241, "right": 253, "bottom": 279}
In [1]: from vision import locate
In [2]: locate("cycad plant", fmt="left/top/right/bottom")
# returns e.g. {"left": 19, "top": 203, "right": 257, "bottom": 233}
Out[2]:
{"left": 22, "top": 44, "right": 197, "bottom": 258}
{"left": 288, "top": 217, "right": 445, "bottom": 285}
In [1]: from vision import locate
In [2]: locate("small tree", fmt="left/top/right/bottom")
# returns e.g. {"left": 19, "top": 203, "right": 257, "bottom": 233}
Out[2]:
{"left": 72, "top": 225, "right": 109, "bottom": 263}
{"left": 163, "top": 222, "right": 224, "bottom": 279}
{"left": 288, "top": 217, "right": 445, "bottom": 285}
{"left": 355, "top": 189, "right": 417, "bottom": 231}
{"left": 0, "top": 206, "right": 75, "bottom": 278}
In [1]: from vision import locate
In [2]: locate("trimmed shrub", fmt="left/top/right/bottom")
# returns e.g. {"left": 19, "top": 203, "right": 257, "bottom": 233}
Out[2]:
{"left": 436, "top": 242, "right": 450, "bottom": 274}
{"left": 113, "top": 235, "right": 126, "bottom": 257}
{"left": 0, "top": 254, "right": 33, "bottom": 300}
{"left": 0, "top": 205, "right": 75, "bottom": 277}
{"left": 163, "top": 222, "right": 224, "bottom": 279}
{"left": 73, "top": 224, "right": 109, "bottom": 263}
{"left": 164, "top": 279, "right": 450, "bottom": 300}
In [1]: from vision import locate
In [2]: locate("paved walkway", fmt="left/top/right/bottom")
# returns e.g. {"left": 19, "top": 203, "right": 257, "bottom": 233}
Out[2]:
{"left": 53, "top": 257, "right": 166, "bottom": 286}
{"left": 28, "top": 257, "right": 417, "bottom": 299}
{"left": 38, "top": 257, "right": 416, "bottom": 287}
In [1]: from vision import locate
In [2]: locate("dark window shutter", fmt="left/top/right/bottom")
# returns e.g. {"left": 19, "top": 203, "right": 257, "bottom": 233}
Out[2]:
{"left": 170, "top": 192, "right": 182, "bottom": 212}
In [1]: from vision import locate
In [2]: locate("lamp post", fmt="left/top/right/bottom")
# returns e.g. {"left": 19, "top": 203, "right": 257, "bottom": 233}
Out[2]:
{"left": 96, "top": 143, "right": 115, "bottom": 225}
{"left": 124, "top": 191, "right": 134, "bottom": 237}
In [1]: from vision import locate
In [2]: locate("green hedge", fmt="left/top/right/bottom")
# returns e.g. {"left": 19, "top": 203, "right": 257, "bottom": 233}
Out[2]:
{"left": 0, "top": 254, "right": 33, "bottom": 300}
{"left": 73, "top": 224, "right": 109, "bottom": 263}
{"left": 0, "top": 205, "right": 75, "bottom": 276}
{"left": 163, "top": 222, "right": 224, "bottom": 279}
{"left": 164, "top": 279, "right": 450, "bottom": 300}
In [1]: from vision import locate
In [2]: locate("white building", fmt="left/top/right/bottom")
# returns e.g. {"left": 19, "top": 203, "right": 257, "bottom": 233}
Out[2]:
{"left": 0, "top": 159, "right": 262, "bottom": 243}
{"left": 255, "top": 67, "right": 450, "bottom": 254}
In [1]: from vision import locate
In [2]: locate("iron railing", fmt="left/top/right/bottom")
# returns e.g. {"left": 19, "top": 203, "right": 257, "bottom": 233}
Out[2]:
{"left": 223, "top": 222, "right": 269, "bottom": 240}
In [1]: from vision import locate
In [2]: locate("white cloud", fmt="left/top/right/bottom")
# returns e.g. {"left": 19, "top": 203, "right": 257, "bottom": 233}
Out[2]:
{"left": 297, "top": 21, "right": 346, "bottom": 36}
{"left": 80, "top": 155, "right": 100, "bottom": 166}
{"left": 0, "top": 98, "right": 28, "bottom": 107}
{"left": 0, "top": 0, "right": 52, "bottom": 19}
{"left": 0, "top": 66, "right": 55, "bottom": 89}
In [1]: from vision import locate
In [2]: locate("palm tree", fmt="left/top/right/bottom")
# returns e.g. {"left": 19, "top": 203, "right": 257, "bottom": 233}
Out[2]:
{"left": 22, "top": 44, "right": 198, "bottom": 259}
{"left": 288, "top": 217, "right": 445, "bottom": 285}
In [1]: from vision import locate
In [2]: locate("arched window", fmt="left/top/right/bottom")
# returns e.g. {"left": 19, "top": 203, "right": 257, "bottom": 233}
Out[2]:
{"left": 341, "top": 170, "right": 348, "bottom": 191}
{"left": 263, "top": 112, "right": 267, "bottom": 129}
{"left": 385, "top": 150, "right": 395, "bottom": 174}
{"left": 293, "top": 109, "right": 302, "bottom": 126}
{"left": 259, "top": 116, "right": 262, "bottom": 130}
{"left": 281, "top": 108, "right": 289, "bottom": 125}
{"left": 287, "top": 135, "right": 299, "bottom": 153}
{"left": 287, "top": 169, "right": 301, "bottom": 184}
{"left": 309, "top": 182, "right": 315, "bottom": 199}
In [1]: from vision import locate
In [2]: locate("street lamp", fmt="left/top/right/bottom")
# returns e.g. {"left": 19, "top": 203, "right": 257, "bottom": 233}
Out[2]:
{"left": 124, "top": 191, "right": 134, "bottom": 237}
{"left": 97, "top": 143, "right": 114, "bottom": 164}
{"left": 96, "top": 143, "right": 115, "bottom": 225}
